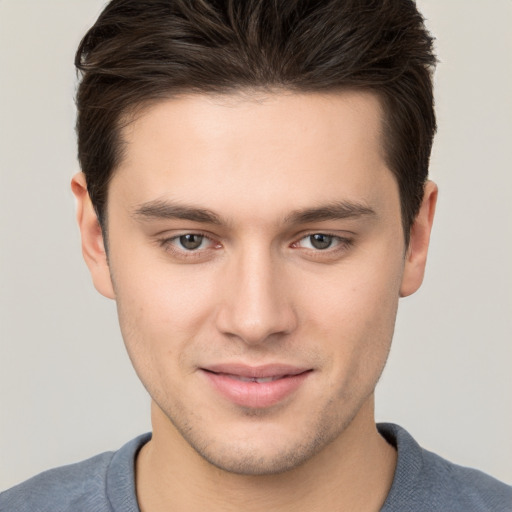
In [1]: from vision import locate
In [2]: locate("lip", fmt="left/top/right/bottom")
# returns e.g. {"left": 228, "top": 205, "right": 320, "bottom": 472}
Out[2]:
{"left": 200, "top": 363, "right": 312, "bottom": 409}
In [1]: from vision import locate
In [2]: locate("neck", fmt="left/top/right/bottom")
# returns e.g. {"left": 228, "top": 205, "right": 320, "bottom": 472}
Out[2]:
{"left": 136, "top": 397, "right": 396, "bottom": 512}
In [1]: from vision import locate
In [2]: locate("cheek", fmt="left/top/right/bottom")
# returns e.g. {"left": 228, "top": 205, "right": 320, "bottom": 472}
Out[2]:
{"left": 109, "top": 250, "right": 219, "bottom": 372}
{"left": 304, "top": 256, "right": 401, "bottom": 329}
{"left": 112, "top": 244, "right": 214, "bottom": 321}
{"left": 299, "top": 250, "right": 403, "bottom": 378}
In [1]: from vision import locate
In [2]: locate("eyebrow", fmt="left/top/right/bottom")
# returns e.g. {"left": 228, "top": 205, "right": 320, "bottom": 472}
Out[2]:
{"left": 284, "top": 201, "right": 376, "bottom": 224}
{"left": 132, "top": 199, "right": 376, "bottom": 226}
{"left": 133, "top": 200, "right": 223, "bottom": 224}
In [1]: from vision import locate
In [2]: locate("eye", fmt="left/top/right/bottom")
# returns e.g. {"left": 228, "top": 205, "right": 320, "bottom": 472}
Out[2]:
{"left": 177, "top": 233, "right": 207, "bottom": 251}
{"left": 291, "top": 233, "right": 354, "bottom": 260}
{"left": 298, "top": 233, "right": 338, "bottom": 250}
{"left": 305, "top": 233, "right": 334, "bottom": 250}
{"left": 158, "top": 232, "right": 220, "bottom": 258}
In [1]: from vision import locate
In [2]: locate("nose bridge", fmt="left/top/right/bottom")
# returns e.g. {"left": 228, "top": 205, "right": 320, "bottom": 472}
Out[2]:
{"left": 216, "top": 242, "right": 296, "bottom": 344}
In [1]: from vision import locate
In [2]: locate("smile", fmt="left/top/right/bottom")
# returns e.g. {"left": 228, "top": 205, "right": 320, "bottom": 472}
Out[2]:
{"left": 200, "top": 364, "right": 312, "bottom": 408}
{"left": 216, "top": 373, "right": 290, "bottom": 383}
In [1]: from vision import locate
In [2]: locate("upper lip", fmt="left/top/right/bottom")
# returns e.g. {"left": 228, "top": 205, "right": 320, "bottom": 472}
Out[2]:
{"left": 201, "top": 363, "right": 312, "bottom": 379}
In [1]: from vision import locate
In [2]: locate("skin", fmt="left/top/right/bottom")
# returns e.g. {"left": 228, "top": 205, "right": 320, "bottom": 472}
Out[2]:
{"left": 72, "top": 90, "right": 437, "bottom": 511}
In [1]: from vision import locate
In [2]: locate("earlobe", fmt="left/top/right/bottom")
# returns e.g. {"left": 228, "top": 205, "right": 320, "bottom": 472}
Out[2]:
{"left": 71, "top": 172, "right": 115, "bottom": 299}
{"left": 400, "top": 181, "right": 438, "bottom": 298}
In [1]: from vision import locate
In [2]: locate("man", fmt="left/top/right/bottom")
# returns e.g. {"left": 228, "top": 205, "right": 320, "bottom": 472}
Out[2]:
{"left": 1, "top": 0, "right": 510, "bottom": 510}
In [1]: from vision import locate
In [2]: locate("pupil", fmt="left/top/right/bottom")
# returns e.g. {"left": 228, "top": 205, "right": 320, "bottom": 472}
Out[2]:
{"left": 311, "top": 234, "right": 332, "bottom": 250}
{"left": 180, "top": 234, "right": 203, "bottom": 250}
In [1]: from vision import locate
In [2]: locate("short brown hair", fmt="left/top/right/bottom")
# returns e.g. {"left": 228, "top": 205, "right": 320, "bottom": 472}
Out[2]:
{"left": 75, "top": 0, "right": 436, "bottom": 243}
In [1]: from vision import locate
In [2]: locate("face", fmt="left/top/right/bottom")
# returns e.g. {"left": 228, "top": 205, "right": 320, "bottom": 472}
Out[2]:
{"left": 74, "top": 91, "right": 434, "bottom": 475}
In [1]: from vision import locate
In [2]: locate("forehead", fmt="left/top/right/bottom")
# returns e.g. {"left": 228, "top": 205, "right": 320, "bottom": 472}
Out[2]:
{"left": 112, "top": 90, "right": 397, "bottom": 223}
{"left": 121, "top": 89, "right": 385, "bottom": 158}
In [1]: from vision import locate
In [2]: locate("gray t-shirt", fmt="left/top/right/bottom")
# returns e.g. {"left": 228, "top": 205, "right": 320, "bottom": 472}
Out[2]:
{"left": 1, "top": 423, "right": 511, "bottom": 511}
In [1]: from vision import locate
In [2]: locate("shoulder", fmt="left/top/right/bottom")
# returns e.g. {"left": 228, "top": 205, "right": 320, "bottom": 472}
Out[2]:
{"left": 421, "top": 448, "right": 512, "bottom": 510}
{"left": 379, "top": 423, "right": 512, "bottom": 512}
{"left": 0, "top": 434, "right": 150, "bottom": 512}
{"left": 0, "top": 451, "right": 114, "bottom": 512}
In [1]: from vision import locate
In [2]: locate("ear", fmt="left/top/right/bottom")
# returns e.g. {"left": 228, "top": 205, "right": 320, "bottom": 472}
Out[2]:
{"left": 400, "top": 181, "right": 438, "bottom": 297}
{"left": 71, "top": 172, "right": 115, "bottom": 299}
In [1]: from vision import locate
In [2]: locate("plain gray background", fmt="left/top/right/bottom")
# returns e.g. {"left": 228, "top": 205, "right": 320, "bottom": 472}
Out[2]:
{"left": 1, "top": 0, "right": 511, "bottom": 490}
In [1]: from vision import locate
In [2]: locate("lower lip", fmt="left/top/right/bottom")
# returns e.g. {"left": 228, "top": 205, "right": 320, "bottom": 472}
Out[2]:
{"left": 202, "top": 370, "right": 311, "bottom": 409}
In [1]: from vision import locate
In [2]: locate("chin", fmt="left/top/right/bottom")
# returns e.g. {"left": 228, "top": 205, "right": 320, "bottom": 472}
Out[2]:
{"left": 194, "top": 440, "right": 324, "bottom": 476}
{"left": 173, "top": 410, "right": 350, "bottom": 476}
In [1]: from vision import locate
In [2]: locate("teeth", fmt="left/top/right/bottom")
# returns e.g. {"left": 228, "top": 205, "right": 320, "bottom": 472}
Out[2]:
{"left": 230, "top": 375, "right": 283, "bottom": 383}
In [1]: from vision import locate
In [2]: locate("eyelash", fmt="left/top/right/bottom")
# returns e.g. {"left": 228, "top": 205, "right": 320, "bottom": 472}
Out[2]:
{"left": 157, "top": 232, "right": 354, "bottom": 261}
{"left": 158, "top": 232, "right": 220, "bottom": 260}
{"left": 292, "top": 233, "right": 353, "bottom": 251}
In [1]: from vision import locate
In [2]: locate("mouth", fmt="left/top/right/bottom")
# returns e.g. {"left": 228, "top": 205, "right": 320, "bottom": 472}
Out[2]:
{"left": 216, "top": 374, "right": 287, "bottom": 383}
{"left": 200, "top": 364, "right": 313, "bottom": 408}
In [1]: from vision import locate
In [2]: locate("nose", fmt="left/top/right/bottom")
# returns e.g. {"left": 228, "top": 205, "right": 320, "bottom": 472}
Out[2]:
{"left": 215, "top": 247, "right": 298, "bottom": 346}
